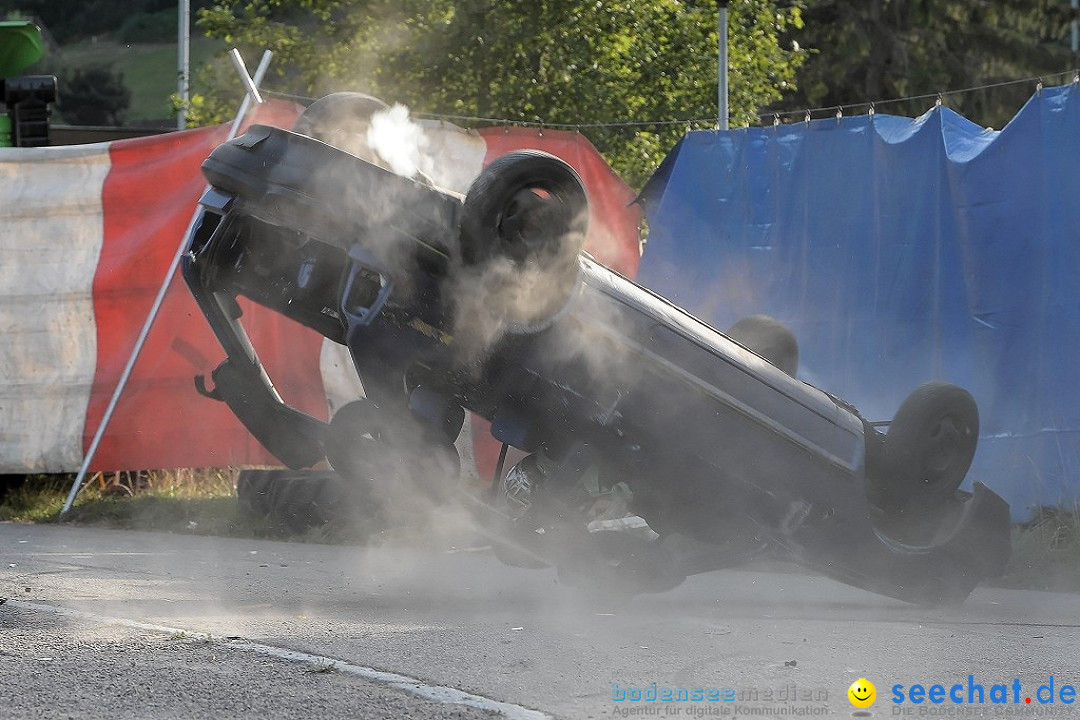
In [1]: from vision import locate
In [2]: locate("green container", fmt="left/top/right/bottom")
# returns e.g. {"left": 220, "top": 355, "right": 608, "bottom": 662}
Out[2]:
{"left": 0, "top": 114, "right": 11, "bottom": 147}
{"left": 0, "top": 21, "right": 44, "bottom": 79}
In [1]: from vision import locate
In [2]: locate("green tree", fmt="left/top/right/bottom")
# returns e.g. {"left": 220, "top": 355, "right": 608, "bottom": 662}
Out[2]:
{"left": 0, "top": 0, "right": 216, "bottom": 43}
{"left": 193, "top": 0, "right": 806, "bottom": 187}
{"left": 777, "top": 0, "right": 1074, "bottom": 127}
{"left": 58, "top": 65, "right": 130, "bottom": 125}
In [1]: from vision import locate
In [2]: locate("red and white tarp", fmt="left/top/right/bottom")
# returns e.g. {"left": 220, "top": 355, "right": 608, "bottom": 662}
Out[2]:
{"left": 0, "top": 101, "right": 642, "bottom": 475}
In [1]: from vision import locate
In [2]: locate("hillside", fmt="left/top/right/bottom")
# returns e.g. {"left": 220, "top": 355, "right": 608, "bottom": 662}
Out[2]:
{"left": 50, "top": 36, "right": 224, "bottom": 125}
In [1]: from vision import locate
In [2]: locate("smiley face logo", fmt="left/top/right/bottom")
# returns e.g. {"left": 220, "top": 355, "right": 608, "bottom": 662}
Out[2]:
{"left": 848, "top": 678, "right": 876, "bottom": 708}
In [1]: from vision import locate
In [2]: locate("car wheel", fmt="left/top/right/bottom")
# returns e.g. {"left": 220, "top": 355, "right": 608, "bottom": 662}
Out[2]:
{"left": 879, "top": 382, "right": 979, "bottom": 508}
{"left": 489, "top": 454, "right": 551, "bottom": 569}
{"left": 725, "top": 314, "right": 799, "bottom": 377}
{"left": 292, "top": 92, "right": 389, "bottom": 161}
{"left": 236, "top": 469, "right": 360, "bottom": 534}
{"left": 457, "top": 151, "right": 588, "bottom": 331}
{"left": 326, "top": 399, "right": 461, "bottom": 504}
{"left": 324, "top": 400, "right": 387, "bottom": 475}
{"left": 236, "top": 469, "right": 275, "bottom": 518}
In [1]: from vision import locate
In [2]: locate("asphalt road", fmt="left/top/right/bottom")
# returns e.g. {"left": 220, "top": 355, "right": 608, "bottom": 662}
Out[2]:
{"left": 3, "top": 520, "right": 1080, "bottom": 720}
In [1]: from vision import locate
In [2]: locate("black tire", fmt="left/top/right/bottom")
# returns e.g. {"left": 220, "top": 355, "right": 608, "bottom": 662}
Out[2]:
{"left": 236, "top": 469, "right": 355, "bottom": 534}
{"left": 879, "top": 382, "right": 979, "bottom": 507}
{"left": 326, "top": 398, "right": 462, "bottom": 505}
{"left": 236, "top": 469, "right": 276, "bottom": 518}
{"left": 457, "top": 151, "right": 588, "bottom": 330}
{"left": 460, "top": 151, "right": 588, "bottom": 265}
{"left": 725, "top": 314, "right": 799, "bottom": 377}
{"left": 325, "top": 398, "right": 422, "bottom": 463}
{"left": 271, "top": 475, "right": 322, "bottom": 531}
{"left": 292, "top": 92, "right": 389, "bottom": 158}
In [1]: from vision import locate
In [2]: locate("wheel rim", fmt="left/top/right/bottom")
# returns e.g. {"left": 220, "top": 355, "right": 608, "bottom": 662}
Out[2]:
{"left": 498, "top": 188, "right": 566, "bottom": 262}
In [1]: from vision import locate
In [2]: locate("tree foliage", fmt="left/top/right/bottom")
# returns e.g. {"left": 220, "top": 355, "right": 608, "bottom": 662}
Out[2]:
{"left": 777, "top": 0, "right": 1076, "bottom": 128}
{"left": 0, "top": 0, "right": 216, "bottom": 43}
{"left": 58, "top": 65, "right": 131, "bottom": 125}
{"left": 187, "top": 0, "right": 1077, "bottom": 182}
{"left": 193, "top": 0, "right": 806, "bottom": 186}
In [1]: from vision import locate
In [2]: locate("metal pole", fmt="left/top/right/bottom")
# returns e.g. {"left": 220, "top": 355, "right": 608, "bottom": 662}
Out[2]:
{"left": 228, "top": 48, "right": 264, "bottom": 106}
{"left": 718, "top": 1, "right": 729, "bottom": 130}
{"left": 60, "top": 49, "right": 273, "bottom": 518}
{"left": 177, "top": 0, "right": 190, "bottom": 130}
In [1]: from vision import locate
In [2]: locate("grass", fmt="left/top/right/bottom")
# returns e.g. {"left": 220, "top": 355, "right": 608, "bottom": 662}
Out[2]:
{"left": 0, "top": 469, "right": 394, "bottom": 545}
{"left": 0, "top": 475, "right": 72, "bottom": 524}
{"left": 44, "top": 37, "right": 226, "bottom": 123}
{"left": 995, "top": 505, "right": 1080, "bottom": 593}
{"left": 0, "top": 469, "right": 274, "bottom": 538}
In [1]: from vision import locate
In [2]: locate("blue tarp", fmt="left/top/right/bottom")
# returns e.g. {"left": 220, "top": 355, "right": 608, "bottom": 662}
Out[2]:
{"left": 638, "top": 84, "right": 1080, "bottom": 519}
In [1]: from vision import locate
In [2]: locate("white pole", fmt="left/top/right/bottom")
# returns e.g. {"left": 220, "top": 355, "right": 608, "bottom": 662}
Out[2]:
{"left": 177, "top": 0, "right": 190, "bottom": 130}
{"left": 228, "top": 48, "right": 264, "bottom": 106}
{"left": 60, "top": 49, "right": 273, "bottom": 518}
{"left": 718, "top": 1, "right": 729, "bottom": 130}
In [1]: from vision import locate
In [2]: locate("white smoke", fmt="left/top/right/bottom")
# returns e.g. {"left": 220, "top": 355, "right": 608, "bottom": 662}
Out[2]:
{"left": 367, "top": 103, "right": 434, "bottom": 181}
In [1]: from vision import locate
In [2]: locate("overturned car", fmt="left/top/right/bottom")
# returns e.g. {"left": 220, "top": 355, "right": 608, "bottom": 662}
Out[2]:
{"left": 183, "top": 94, "right": 1010, "bottom": 605}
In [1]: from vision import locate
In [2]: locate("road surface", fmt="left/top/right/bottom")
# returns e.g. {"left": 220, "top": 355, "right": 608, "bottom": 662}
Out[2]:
{"left": 2, "top": 520, "right": 1079, "bottom": 719}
